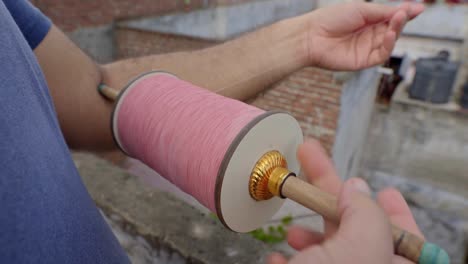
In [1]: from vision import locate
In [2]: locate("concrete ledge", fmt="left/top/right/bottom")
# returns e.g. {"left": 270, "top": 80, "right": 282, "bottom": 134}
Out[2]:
{"left": 392, "top": 82, "right": 461, "bottom": 112}
{"left": 73, "top": 152, "right": 271, "bottom": 263}
{"left": 118, "top": 0, "right": 315, "bottom": 41}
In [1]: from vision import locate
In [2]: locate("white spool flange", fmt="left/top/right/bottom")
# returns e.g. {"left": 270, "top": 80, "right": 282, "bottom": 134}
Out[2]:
{"left": 215, "top": 111, "right": 303, "bottom": 233}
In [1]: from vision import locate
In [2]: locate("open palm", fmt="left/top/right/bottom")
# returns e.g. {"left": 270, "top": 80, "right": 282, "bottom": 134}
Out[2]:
{"left": 305, "top": 3, "right": 424, "bottom": 71}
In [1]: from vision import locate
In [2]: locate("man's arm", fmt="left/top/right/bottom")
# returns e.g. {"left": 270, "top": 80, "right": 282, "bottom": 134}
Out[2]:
{"left": 35, "top": 16, "right": 309, "bottom": 151}
{"left": 34, "top": 26, "right": 112, "bottom": 151}
{"left": 34, "top": 3, "right": 422, "bottom": 151}
{"left": 102, "top": 15, "right": 309, "bottom": 100}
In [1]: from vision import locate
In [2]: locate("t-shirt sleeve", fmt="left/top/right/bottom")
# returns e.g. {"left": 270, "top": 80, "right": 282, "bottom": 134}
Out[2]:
{"left": 3, "top": 0, "right": 52, "bottom": 49}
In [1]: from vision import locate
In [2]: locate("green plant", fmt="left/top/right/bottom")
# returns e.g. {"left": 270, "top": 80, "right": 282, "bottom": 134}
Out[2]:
{"left": 249, "top": 215, "right": 293, "bottom": 244}
{"left": 209, "top": 212, "right": 218, "bottom": 220}
{"left": 209, "top": 213, "right": 293, "bottom": 244}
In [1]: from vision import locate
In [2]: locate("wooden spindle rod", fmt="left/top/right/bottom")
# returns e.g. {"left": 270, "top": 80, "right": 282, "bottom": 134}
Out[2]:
{"left": 98, "top": 84, "right": 119, "bottom": 101}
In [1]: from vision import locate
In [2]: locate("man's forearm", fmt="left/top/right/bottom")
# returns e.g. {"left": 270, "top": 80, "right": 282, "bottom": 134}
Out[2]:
{"left": 35, "top": 15, "right": 309, "bottom": 151}
{"left": 102, "top": 14, "right": 309, "bottom": 101}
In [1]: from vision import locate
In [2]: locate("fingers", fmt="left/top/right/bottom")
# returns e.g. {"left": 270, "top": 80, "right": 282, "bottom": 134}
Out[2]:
{"left": 367, "top": 13, "right": 400, "bottom": 65}
{"left": 379, "top": 30, "right": 397, "bottom": 60}
{"left": 356, "top": 2, "right": 423, "bottom": 25}
{"left": 336, "top": 178, "right": 393, "bottom": 260}
{"left": 389, "top": 10, "right": 408, "bottom": 38}
{"left": 399, "top": 3, "right": 425, "bottom": 20}
{"left": 372, "top": 23, "right": 388, "bottom": 50}
{"left": 287, "top": 178, "right": 394, "bottom": 264}
{"left": 266, "top": 253, "right": 288, "bottom": 264}
{"left": 356, "top": 2, "right": 399, "bottom": 24}
{"left": 287, "top": 226, "right": 324, "bottom": 250}
{"left": 377, "top": 188, "right": 424, "bottom": 239}
{"left": 297, "top": 140, "right": 342, "bottom": 196}
{"left": 365, "top": 3, "right": 421, "bottom": 66}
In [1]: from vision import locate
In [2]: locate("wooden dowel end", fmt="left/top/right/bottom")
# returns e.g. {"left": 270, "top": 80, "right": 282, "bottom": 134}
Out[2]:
{"left": 98, "top": 84, "right": 119, "bottom": 101}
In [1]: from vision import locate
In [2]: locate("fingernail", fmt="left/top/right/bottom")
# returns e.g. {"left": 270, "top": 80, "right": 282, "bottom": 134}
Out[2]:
{"left": 339, "top": 178, "right": 371, "bottom": 212}
{"left": 348, "top": 177, "right": 371, "bottom": 195}
{"left": 339, "top": 180, "right": 354, "bottom": 211}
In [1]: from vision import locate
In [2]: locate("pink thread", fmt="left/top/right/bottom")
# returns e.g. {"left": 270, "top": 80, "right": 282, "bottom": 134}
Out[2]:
{"left": 117, "top": 74, "right": 264, "bottom": 211}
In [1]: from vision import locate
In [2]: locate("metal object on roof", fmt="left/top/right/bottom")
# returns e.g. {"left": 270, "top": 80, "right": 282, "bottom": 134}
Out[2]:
{"left": 409, "top": 52, "right": 460, "bottom": 104}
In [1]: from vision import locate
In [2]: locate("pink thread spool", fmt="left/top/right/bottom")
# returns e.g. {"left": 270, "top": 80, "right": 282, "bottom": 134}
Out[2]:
{"left": 110, "top": 71, "right": 303, "bottom": 232}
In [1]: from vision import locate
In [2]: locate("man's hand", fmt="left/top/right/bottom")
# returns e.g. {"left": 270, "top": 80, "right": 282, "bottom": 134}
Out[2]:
{"left": 304, "top": 3, "right": 424, "bottom": 71}
{"left": 267, "top": 140, "right": 424, "bottom": 264}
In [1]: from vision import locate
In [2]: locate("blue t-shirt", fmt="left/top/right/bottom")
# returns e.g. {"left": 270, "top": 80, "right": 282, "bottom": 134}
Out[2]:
{"left": 0, "top": 1, "right": 129, "bottom": 263}
{"left": 3, "top": 0, "right": 52, "bottom": 49}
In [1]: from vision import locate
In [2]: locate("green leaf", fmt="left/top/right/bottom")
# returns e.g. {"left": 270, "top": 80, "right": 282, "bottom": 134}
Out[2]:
{"left": 281, "top": 215, "right": 293, "bottom": 225}
{"left": 209, "top": 213, "right": 218, "bottom": 220}
{"left": 277, "top": 225, "right": 285, "bottom": 236}
{"left": 248, "top": 215, "right": 294, "bottom": 244}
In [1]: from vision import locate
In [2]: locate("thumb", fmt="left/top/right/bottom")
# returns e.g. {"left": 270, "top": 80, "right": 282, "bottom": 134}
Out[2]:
{"left": 288, "top": 179, "right": 395, "bottom": 264}
{"left": 334, "top": 178, "right": 394, "bottom": 262}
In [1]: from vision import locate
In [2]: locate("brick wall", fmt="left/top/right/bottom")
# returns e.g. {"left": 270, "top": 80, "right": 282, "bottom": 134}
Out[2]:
{"left": 251, "top": 69, "right": 342, "bottom": 153}
{"left": 116, "top": 27, "right": 343, "bottom": 153}
{"left": 32, "top": 0, "right": 252, "bottom": 32}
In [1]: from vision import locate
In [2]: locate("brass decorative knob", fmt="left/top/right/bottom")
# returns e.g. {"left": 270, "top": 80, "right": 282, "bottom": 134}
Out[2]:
{"left": 249, "top": 150, "right": 295, "bottom": 201}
